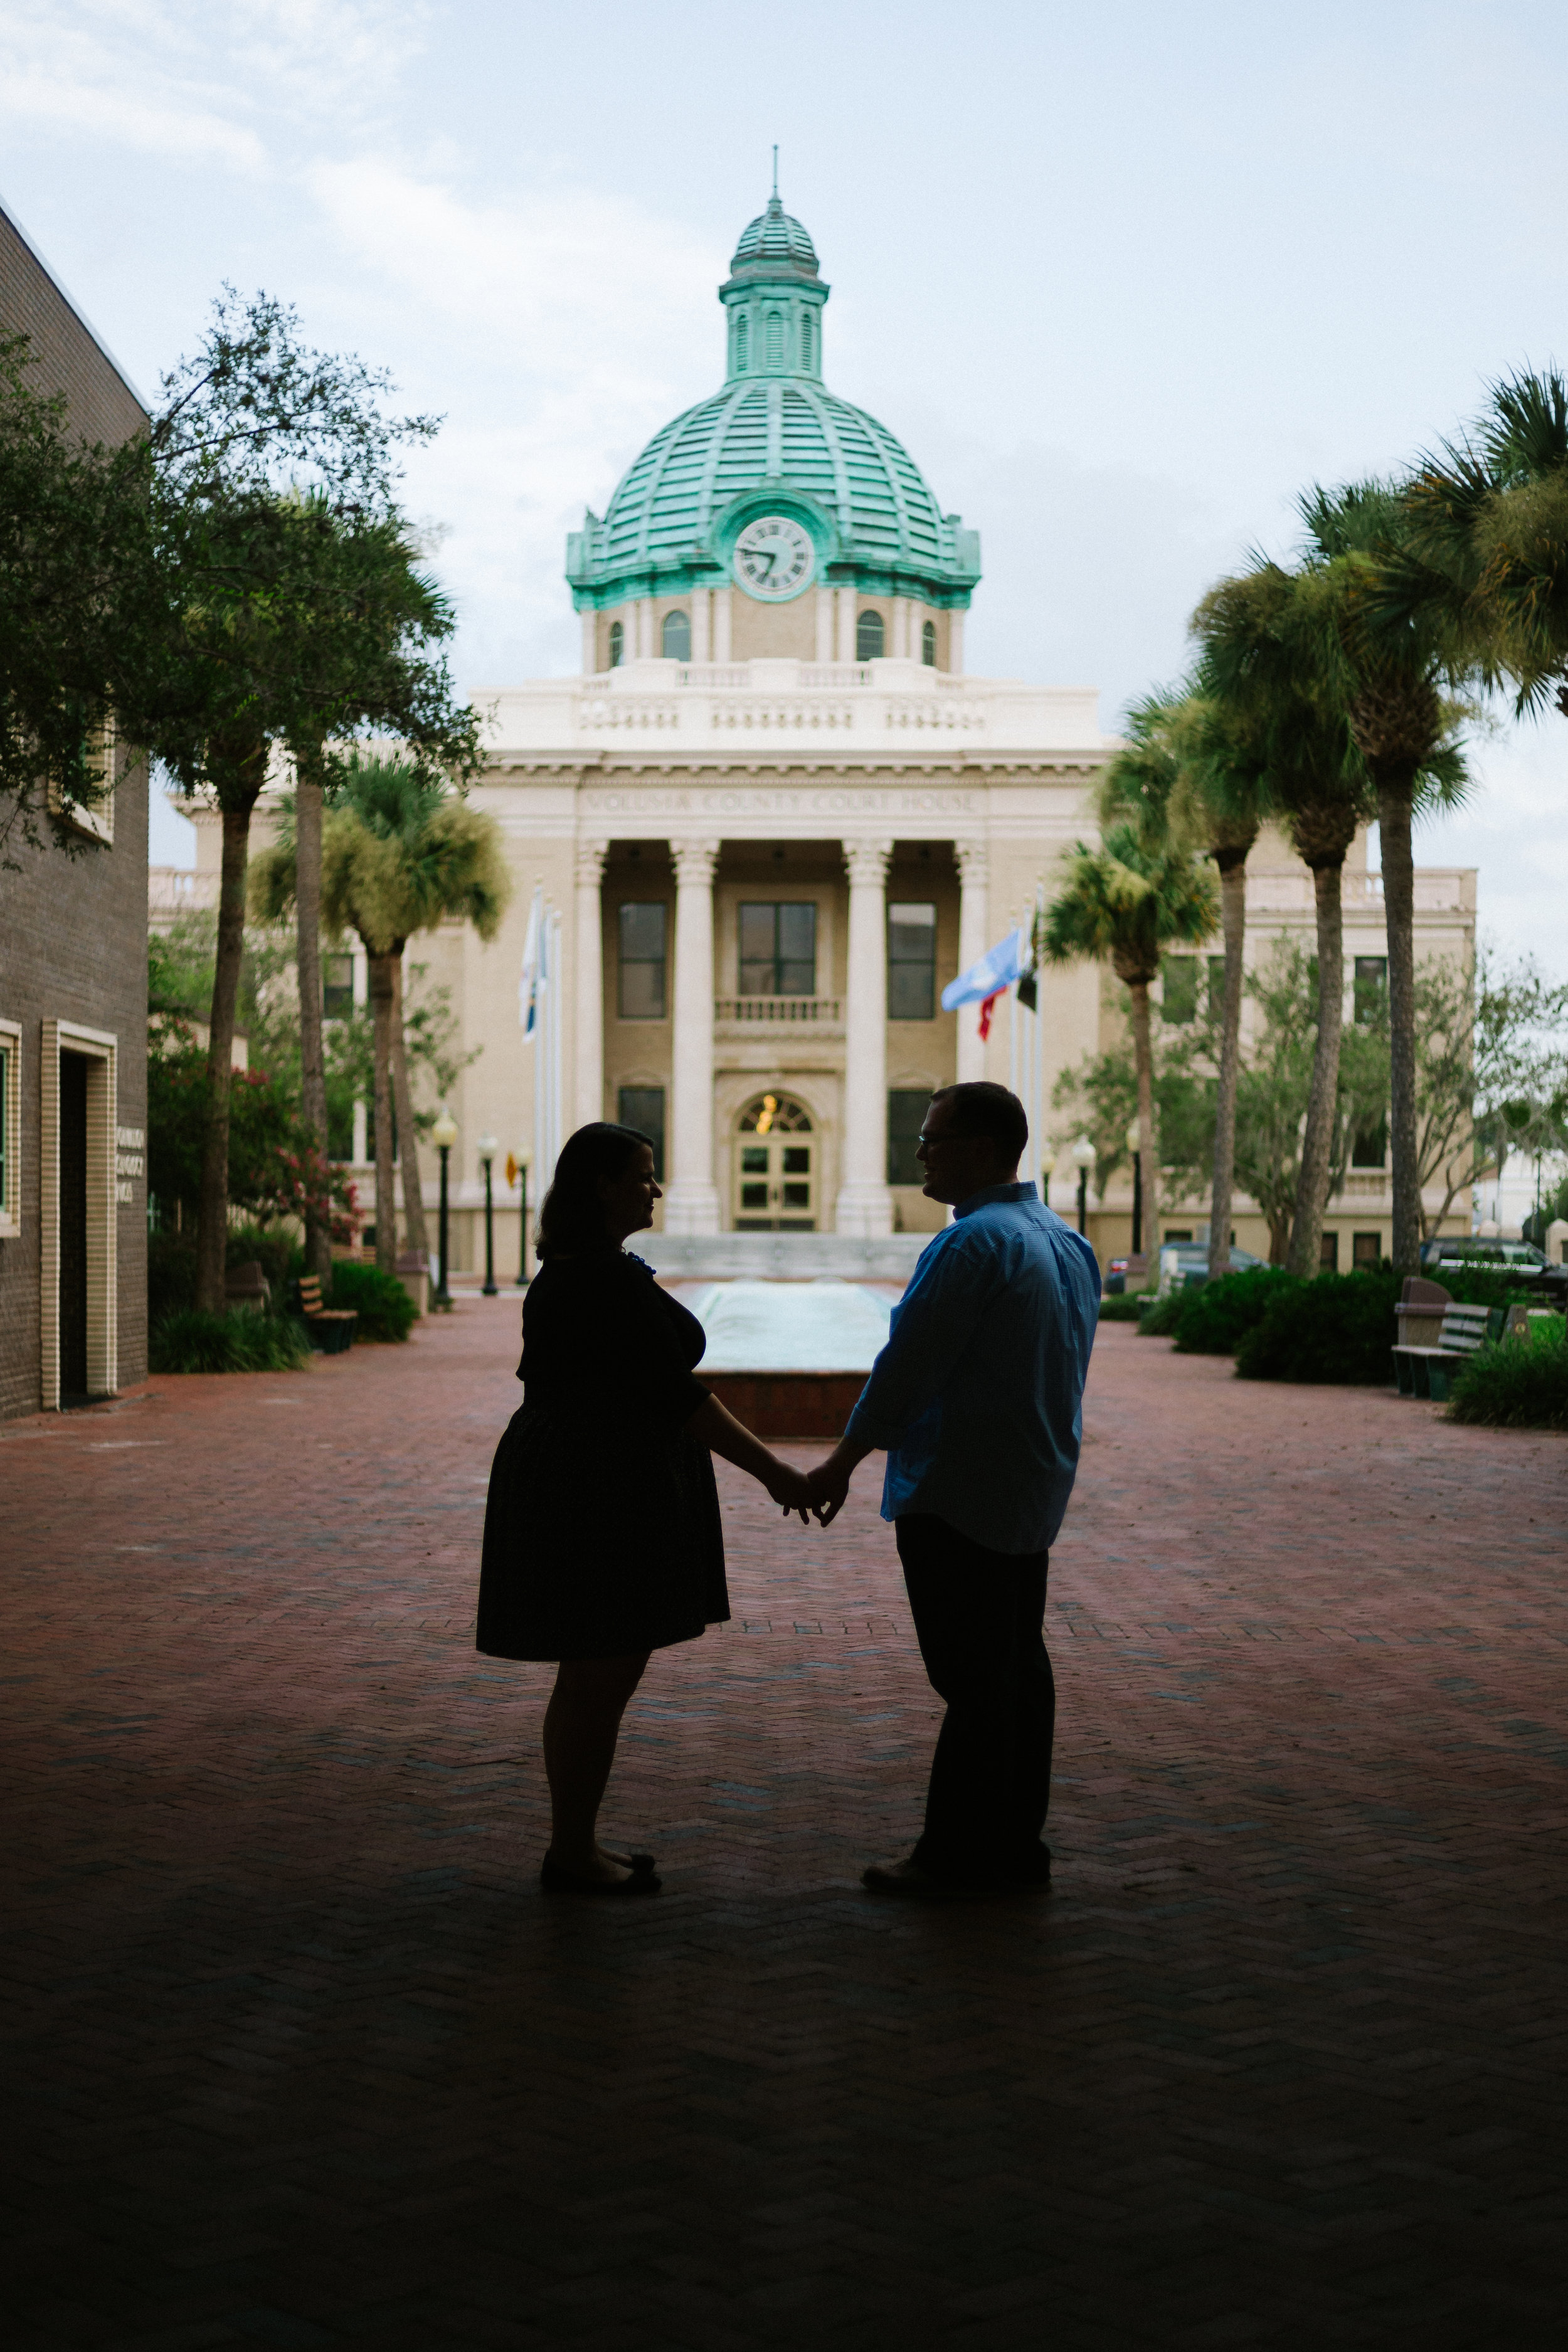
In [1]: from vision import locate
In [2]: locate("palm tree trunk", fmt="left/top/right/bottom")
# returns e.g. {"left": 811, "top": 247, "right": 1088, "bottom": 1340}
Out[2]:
{"left": 1377, "top": 772, "right": 1421, "bottom": 1271}
{"left": 1287, "top": 858, "right": 1346, "bottom": 1278}
{"left": 195, "top": 756, "right": 267, "bottom": 1316}
{"left": 368, "top": 951, "right": 398, "bottom": 1274}
{"left": 293, "top": 751, "right": 332, "bottom": 1283}
{"left": 1127, "top": 978, "right": 1159, "bottom": 1254}
{"left": 1207, "top": 851, "right": 1248, "bottom": 1277}
{"left": 389, "top": 951, "right": 430, "bottom": 1263}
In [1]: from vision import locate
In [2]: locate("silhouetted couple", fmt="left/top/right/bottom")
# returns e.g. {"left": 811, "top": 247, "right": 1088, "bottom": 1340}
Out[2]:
{"left": 476, "top": 1083, "right": 1100, "bottom": 1900}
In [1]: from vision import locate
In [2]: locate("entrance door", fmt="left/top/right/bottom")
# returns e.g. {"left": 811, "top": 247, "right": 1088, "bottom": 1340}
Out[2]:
{"left": 734, "top": 1093, "right": 815, "bottom": 1230}
{"left": 58, "top": 1051, "right": 90, "bottom": 1401}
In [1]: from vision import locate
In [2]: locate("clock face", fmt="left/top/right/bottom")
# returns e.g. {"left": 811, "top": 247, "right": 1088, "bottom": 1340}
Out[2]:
{"left": 732, "top": 514, "right": 815, "bottom": 601}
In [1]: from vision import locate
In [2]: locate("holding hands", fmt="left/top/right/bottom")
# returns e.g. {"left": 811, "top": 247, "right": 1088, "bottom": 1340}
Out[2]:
{"left": 764, "top": 1439, "right": 868, "bottom": 1528}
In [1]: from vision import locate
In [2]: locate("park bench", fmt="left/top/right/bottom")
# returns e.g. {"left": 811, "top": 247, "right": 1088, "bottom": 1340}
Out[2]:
{"left": 294, "top": 1274, "right": 357, "bottom": 1355}
{"left": 223, "top": 1261, "right": 270, "bottom": 1315}
{"left": 1392, "top": 1301, "right": 1503, "bottom": 1401}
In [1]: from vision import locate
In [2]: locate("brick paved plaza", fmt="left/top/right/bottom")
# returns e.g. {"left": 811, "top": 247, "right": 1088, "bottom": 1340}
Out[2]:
{"left": 4, "top": 1303, "right": 1565, "bottom": 2350}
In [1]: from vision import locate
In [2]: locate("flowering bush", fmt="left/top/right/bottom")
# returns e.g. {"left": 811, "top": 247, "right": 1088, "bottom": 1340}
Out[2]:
{"left": 147, "top": 1030, "right": 358, "bottom": 1239}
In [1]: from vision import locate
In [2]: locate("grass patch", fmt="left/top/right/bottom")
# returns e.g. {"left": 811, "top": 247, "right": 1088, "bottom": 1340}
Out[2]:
{"left": 1172, "top": 1266, "right": 1300, "bottom": 1355}
{"left": 1446, "top": 1323, "right": 1568, "bottom": 1429}
{"left": 1234, "top": 1268, "right": 1403, "bottom": 1385}
{"left": 326, "top": 1259, "right": 417, "bottom": 1342}
{"left": 149, "top": 1309, "right": 312, "bottom": 1375}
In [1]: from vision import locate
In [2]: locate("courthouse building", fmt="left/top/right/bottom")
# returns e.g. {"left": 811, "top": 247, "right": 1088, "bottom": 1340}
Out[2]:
{"left": 206, "top": 188, "right": 1475, "bottom": 1279}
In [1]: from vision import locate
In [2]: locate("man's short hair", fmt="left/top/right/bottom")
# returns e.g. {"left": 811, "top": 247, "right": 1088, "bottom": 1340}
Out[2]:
{"left": 928, "top": 1082, "right": 1029, "bottom": 1168}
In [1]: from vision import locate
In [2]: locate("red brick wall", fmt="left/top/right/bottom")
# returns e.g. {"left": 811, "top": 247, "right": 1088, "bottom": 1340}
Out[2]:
{"left": 0, "top": 201, "right": 150, "bottom": 1417}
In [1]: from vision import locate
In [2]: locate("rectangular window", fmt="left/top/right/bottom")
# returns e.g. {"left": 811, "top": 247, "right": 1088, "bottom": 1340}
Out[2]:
{"left": 1353, "top": 955, "right": 1387, "bottom": 1027}
{"left": 0, "top": 1020, "right": 18, "bottom": 1234}
{"left": 1319, "top": 1231, "right": 1340, "bottom": 1271}
{"left": 1352, "top": 1118, "right": 1388, "bottom": 1169}
{"left": 1353, "top": 1231, "right": 1382, "bottom": 1269}
{"left": 887, "top": 903, "right": 937, "bottom": 1020}
{"left": 1160, "top": 956, "right": 1198, "bottom": 1024}
{"left": 322, "top": 953, "right": 354, "bottom": 1019}
{"left": 887, "top": 1089, "right": 930, "bottom": 1186}
{"left": 1207, "top": 956, "right": 1227, "bottom": 1023}
{"left": 618, "top": 903, "right": 668, "bottom": 1019}
{"left": 1163, "top": 1229, "right": 1193, "bottom": 1243}
{"left": 738, "top": 901, "right": 817, "bottom": 996}
{"left": 618, "top": 1086, "right": 665, "bottom": 1181}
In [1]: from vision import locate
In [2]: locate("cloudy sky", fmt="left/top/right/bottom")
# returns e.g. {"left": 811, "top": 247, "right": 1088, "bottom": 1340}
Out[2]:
{"left": 4, "top": 0, "right": 1564, "bottom": 965}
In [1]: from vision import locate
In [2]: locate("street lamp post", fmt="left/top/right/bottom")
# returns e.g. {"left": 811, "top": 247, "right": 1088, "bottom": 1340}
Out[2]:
{"left": 514, "top": 1145, "right": 532, "bottom": 1286}
{"left": 478, "top": 1133, "right": 499, "bottom": 1296}
{"left": 1126, "top": 1122, "right": 1143, "bottom": 1256}
{"left": 432, "top": 1106, "right": 457, "bottom": 1310}
{"left": 1071, "top": 1134, "right": 1097, "bottom": 1238}
{"left": 1037, "top": 1146, "right": 1056, "bottom": 1206}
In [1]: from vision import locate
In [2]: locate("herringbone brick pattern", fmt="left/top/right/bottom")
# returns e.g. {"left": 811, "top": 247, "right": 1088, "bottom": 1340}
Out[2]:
{"left": 3, "top": 1307, "right": 1564, "bottom": 2349}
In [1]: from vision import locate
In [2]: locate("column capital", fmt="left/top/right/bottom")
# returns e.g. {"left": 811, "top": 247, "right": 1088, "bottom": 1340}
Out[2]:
{"left": 672, "top": 837, "right": 721, "bottom": 887}
{"left": 574, "top": 836, "right": 609, "bottom": 887}
{"left": 842, "top": 837, "right": 893, "bottom": 887}
{"left": 953, "top": 835, "right": 989, "bottom": 885}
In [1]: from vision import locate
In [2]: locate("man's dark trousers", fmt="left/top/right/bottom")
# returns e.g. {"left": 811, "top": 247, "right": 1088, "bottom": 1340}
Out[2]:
{"left": 894, "top": 1513, "right": 1054, "bottom": 1886}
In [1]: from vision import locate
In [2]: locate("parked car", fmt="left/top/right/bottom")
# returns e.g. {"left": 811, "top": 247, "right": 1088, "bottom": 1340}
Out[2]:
{"left": 1104, "top": 1242, "right": 1264, "bottom": 1295}
{"left": 1421, "top": 1237, "right": 1568, "bottom": 1295}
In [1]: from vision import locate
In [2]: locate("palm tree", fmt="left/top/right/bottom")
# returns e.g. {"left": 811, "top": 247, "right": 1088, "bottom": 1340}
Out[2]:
{"left": 1295, "top": 482, "right": 1473, "bottom": 1272}
{"left": 252, "top": 756, "right": 510, "bottom": 1274}
{"left": 286, "top": 520, "right": 465, "bottom": 1283}
{"left": 1192, "top": 559, "right": 1379, "bottom": 1278}
{"left": 1038, "top": 824, "right": 1219, "bottom": 1253}
{"left": 1104, "top": 675, "right": 1275, "bottom": 1279}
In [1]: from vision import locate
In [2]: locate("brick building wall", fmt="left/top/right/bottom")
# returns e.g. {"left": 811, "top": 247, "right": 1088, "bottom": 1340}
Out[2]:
{"left": 0, "top": 199, "right": 150, "bottom": 1418}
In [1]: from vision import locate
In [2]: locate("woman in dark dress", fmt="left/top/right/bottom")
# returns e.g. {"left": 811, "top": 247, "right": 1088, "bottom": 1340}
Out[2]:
{"left": 477, "top": 1122, "right": 812, "bottom": 1895}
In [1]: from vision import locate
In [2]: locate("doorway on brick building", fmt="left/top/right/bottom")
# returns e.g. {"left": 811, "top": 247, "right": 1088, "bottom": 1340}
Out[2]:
{"left": 58, "top": 1051, "right": 90, "bottom": 1402}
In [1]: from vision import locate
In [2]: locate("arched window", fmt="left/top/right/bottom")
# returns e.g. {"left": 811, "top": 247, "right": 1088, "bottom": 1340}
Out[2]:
{"left": 608, "top": 618, "right": 623, "bottom": 669}
{"left": 734, "top": 312, "right": 749, "bottom": 373}
{"left": 921, "top": 618, "right": 936, "bottom": 667}
{"left": 765, "top": 310, "right": 784, "bottom": 368}
{"left": 856, "top": 608, "right": 885, "bottom": 661}
{"left": 661, "top": 609, "right": 691, "bottom": 660}
{"left": 800, "top": 309, "right": 814, "bottom": 371}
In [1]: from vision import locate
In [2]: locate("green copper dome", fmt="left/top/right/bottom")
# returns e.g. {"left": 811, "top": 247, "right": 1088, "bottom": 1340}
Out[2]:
{"left": 566, "top": 191, "right": 980, "bottom": 613}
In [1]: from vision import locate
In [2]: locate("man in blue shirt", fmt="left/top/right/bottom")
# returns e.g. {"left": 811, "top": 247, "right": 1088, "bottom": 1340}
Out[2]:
{"left": 808, "top": 1083, "right": 1100, "bottom": 1898}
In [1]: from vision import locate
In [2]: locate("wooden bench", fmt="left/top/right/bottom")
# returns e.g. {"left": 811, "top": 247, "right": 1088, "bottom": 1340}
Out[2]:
{"left": 1392, "top": 1303, "right": 1502, "bottom": 1400}
{"left": 295, "top": 1274, "right": 357, "bottom": 1355}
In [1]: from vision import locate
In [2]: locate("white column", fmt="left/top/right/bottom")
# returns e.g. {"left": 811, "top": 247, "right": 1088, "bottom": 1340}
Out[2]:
{"left": 580, "top": 609, "right": 597, "bottom": 675}
{"left": 712, "top": 587, "right": 733, "bottom": 663}
{"left": 954, "top": 839, "right": 989, "bottom": 1084}
{"left": 835, "top": 586, "right": 856, "bottom": 664}
{"left": 573, "top": 839, "right": 608, "bottom": 1129}
{"left": 835, "top": 837, "right": 896, "bottom": 1237}
{"left": 664, "top": 838, "right": 723, "bottom": 1234}
{"left": 637, "top": 598, "right": 656, "bottom": 660}
{"left": 948, "top": 609, "right": 965, "bottom": 676}
{"left": 891, "top": 596, "right": 913, "bottom": 659}
{"left": 815, "top": 586, "right": 834, "bottom": 662}
{"left": 691, "top": 588, "right": 711, "bottom": 664}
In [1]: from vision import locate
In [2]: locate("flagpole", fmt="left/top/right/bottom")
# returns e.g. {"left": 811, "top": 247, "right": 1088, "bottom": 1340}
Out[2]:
{"left": 548, "top": 904, "right": 563, "bottom": 1188}
{"left": 1008, "top": 914, "right": 1019, "bottom": 1101}
{"left": 1031, "top": 882, "right": 1044, "bottom": 1194}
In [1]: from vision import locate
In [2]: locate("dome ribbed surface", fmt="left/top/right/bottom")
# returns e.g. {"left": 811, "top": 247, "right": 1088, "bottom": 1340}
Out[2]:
{"left": 590, "top": 379, "right": 963, "bottom": 578}
{"left": 729, "top": 195, "right": 819, "bottom": 278}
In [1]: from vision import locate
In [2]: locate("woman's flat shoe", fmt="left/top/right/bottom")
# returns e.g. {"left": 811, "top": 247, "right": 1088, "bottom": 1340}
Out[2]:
{"left": 540, "top": 1856, "right": 661, "bottom": 1896}
{"left": 604, "top": 1850, "right": 657, "bottom": 1875}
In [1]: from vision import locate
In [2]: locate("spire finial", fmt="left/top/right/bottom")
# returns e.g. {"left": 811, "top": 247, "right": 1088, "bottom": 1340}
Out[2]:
{"left": 771, "top": 144, "right": 779, "bottom": 202}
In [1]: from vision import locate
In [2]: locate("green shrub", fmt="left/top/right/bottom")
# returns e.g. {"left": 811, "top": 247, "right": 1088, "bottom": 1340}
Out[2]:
{"left": 149, "top": 1309, "right": 312, "bottom": 1374}
{"left": 326, "top": 1259, "right": 417, "bottom": 1342}
{"left": 226, "top": 1222, "right": 303, "bottom": 1299}
{"left": 1136, "top": 1289, "right": 1188, "bottom": 1336}
{"left": 1446, "top": 1323, "right": 1568, "bottom": 1429}
{"left": 1172, "top": 1266, "right": 1300, "bottom": 1355}
{"left": 1431, "top": 1266, "right": 1554, "bottom": 1313}
{"left": 1234, "top": 1267, "right": 1403, "bottom": 1385}
{"left": 1096, "top": 1293, "right": 1155, "bottom": 1322}
{"left": 148, "top": 1234, "right": 197, "bottom": 1324}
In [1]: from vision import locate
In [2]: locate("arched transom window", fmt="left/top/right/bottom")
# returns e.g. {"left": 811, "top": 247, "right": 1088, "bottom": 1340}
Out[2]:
{"left": 921, "top": 618, "right": 937, "bottom": 666}
{"left": 856, "top": 608, "right": 885, "bottom": 660}
{"left": 662, "top": 609, "right": 691, "bottom": 660}
{"left": 607, "top": 618, "right": 623, "bottom": 668}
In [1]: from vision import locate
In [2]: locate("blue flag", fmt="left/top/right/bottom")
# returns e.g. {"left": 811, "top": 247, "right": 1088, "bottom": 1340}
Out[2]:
{"left": 941, "top": 927, "right": 1029, "bottom": 1011}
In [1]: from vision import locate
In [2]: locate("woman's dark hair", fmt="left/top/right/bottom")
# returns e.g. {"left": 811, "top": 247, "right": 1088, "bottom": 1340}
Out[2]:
{"left": 535, "top": 1122, "right": 654, "bottom": 1259}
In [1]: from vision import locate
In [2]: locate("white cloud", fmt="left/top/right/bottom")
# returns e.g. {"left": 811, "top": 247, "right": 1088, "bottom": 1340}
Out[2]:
{"left": 0, "top": 0, "right": 425, "bottom": 169}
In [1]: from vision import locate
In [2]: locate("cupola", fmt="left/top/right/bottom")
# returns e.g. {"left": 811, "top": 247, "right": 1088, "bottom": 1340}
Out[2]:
{"left": 719, "top": 174, "right": 829, "bottom": 382}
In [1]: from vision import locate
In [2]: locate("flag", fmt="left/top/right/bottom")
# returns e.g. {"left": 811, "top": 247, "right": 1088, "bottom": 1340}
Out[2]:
{"left": 518, "top": 888, "right": 542, "bottom": 1035}
{"left": 942, "top": 926, "right": 1030, "bottom": 1046}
